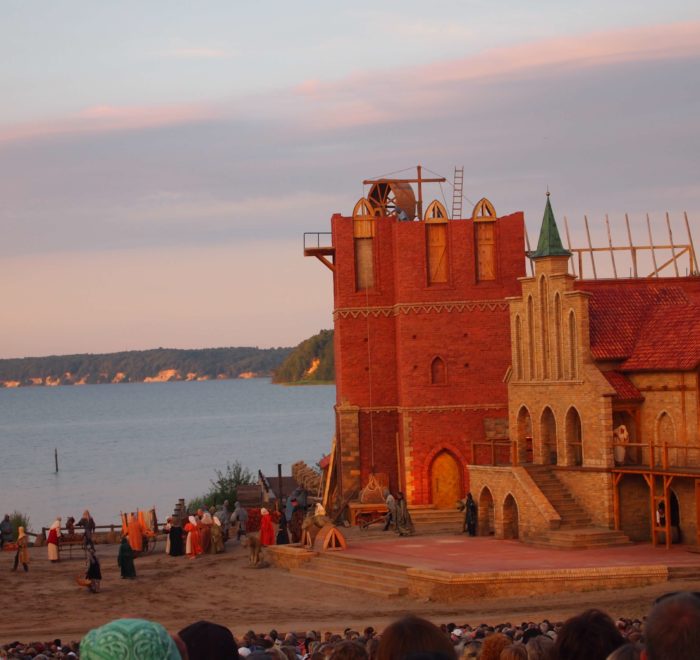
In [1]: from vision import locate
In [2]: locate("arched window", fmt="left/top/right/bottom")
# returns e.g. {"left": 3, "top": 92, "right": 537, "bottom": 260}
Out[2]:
{"left": 527, "top": 296, "right": 535, "bottom": 380}
{"left": 554, "top": 293, "right": 563, "bottom": 380}
{"left": 353, "top": 198, "right": 376, "bottom": 290}
{"left": 539, "top": 275, "right": 549, "bottom": 379}
{"left": 568, "top": 310, "right": 577, "bottom": 379}
{"left": 514, "top": 315, "right": 523, "bottom": 380}
{"left": 565, "top": 406, "right": 583, "bottom": 466}
{"left": 540, "top": 407, "right": 557, "bottom": 465}
{"left": 431, "top": 356, "right": 446, "bottom": 384}
{"left": 656, "top": 412, "right": 676, "bottom": 468}
{"left": 472, "top": 198, "right": 497, "bottom": 281}
{"left": 425, "top": 201, "right": 449, "bottom": 284}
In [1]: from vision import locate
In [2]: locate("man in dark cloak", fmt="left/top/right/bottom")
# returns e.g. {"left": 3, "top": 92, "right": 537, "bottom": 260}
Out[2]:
{"left": 169, "top": 518, "right": 184, "bottom": 556}
{"left": 465, "top": 492, "right": 478, "bottom": 536}
{"left": 117, "top": 536, "right": 137, "bottom": 578}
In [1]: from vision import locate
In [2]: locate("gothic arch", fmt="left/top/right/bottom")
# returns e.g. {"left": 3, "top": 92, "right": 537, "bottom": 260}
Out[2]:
{"left": 567, "top": 310, "right": 578, "bottom": 379}
{"left": 353, "top": 198, "right": 375, "bottom": 290}
{"left": 540, "top": 406, "right": 558, "bottom": 465}
{"left": 655, "top": 411, "right": 677, "bottom": 467}
{"left": 516, "top": 405, "right": 533, "bottom": 464}
{"left": 565, "top": 406, "right": 583, "bottom": 466}
{"left": 514, "top": 314, "right": 523, "bottom": 380}
{"left": 353, "top": 197, "right": 376, "bottom": 220}
{"left": 424, "top": 200, "right": 448, "bottom": 221}
{"left": 527, "top": 296, "right": 535, "bottom": 380}
{"left": 430, "top": 356, "right": 447, "bottom": 384}
{"left": 478, "top": 486, "right": 495, "bottom": 536}
{"left": 471, "top": 198, "right": 497, "bottom": 220}
{"left": 428, "top": 449, "right": 463, "bottom": 509}
{"left": 502, "top": 493, "right": 519, "bottom": 539}
{"left": 554, "top": 293, "right": 563, "bottom": 380}
{"left": 539, "top": 275, "right": 549, "bottom": 379}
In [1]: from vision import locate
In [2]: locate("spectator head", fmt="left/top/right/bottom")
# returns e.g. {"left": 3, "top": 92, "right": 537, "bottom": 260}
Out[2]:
{"left": 500, "top": 644, "right": 528, "bottom": 660}
{"left": 642, "top": 592, "right": 700, "bottom": 660}
{"left": 525, "top": 635, "right": 554, "bottom": 660}
{"left": 480, "top": 633, "right": 510, "bottom": 660}
{"left": 81, "top": 618, "right": 181, "bottom": 660}
{"left": 178, "top": 621, "right": 236, "bottom": 660}
{"left": 376, "top": 616, "right": 456, "bottom": 660}
{"left": 607, "top": 642, "right": 643, "bottom": 660}
{"left": 330, "top": 641, "right": 369, "bottom": 660}
{"left": 553, "top": 609, "right": 624, "bottom": 660}
{"left": 460, "top": 641, "right": 481, "bottom": 659}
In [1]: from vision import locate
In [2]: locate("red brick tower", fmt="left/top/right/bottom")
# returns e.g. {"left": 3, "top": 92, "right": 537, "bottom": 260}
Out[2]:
{"left": 305, "top": 169, "right": 526, "bottom": 507}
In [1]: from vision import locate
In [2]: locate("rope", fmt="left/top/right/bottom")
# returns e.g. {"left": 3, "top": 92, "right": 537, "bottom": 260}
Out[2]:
{"left": 423, "top": 166, "right": 476, "bottom": 208}
{"left": 364, "top": 281, "right": 376, "bottom": 471}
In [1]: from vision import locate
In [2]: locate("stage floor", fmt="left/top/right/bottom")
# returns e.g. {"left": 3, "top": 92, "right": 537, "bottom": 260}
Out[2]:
{"left": 340, "top": 535, "right": 700, "bottom": 573}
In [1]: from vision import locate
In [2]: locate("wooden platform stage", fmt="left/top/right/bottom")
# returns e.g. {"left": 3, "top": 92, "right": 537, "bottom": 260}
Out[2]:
{"left": 268, "top": 535, "right": 700, "bottom": 602}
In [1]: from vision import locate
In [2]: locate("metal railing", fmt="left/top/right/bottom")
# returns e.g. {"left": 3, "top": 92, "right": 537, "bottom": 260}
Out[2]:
{"left": 303, "top": 232, "right": 333, "bottom": 251}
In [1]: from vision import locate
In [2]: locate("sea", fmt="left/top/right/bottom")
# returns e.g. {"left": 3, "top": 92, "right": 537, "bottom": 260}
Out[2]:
{"left": 0, "top": 379, "right": 335, "bottom": 531}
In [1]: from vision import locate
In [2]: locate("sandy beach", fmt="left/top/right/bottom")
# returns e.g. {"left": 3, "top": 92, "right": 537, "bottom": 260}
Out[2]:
{"left": 3, "top": 539, "right": 700, "bottom": 643}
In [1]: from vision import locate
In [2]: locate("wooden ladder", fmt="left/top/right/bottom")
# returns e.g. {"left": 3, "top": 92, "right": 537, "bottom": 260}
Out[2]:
{"left": 644, "top": 474, "right": 673, "bottom": 549}
{"left": 451, "top": 166, "right": 464, "bottom": 219}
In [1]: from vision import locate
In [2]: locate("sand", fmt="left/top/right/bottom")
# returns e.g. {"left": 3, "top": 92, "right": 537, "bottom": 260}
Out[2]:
{"left": 3, "top": 541, "right": 699, "bottom": 643}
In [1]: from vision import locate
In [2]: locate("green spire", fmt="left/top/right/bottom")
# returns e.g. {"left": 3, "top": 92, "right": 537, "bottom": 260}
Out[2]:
{"left": 530, "top": 193, "right": 571, "bottom": 259}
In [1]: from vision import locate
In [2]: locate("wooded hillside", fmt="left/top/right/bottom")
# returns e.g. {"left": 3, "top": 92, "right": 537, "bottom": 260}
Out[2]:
{"left": 272, "top": 329, "right": 335, "bottom": 384}
{"left": 0, "top": 346, "right": 292, "bottom": 387}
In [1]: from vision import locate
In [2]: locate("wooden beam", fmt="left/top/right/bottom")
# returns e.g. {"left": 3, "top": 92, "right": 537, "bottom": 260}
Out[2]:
{"left": 666, "top": 212, "right": 680, "bottom": 277}
{"left": 584, "top": 215, "right": 597, "bottom": 279}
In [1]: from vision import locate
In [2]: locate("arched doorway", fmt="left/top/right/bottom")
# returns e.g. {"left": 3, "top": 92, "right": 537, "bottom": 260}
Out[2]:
{"left": 503, "top": 494, "right": 519, "bottom": 539}
{"left": 517, "top": 406, "right": 533, "bottom": 464}
{"left": 430, "top": 451, "right": 462, "bottom": 509}
{"left": 478, "top": 487, "right": 495, "bottom": 536}
{"left": 540, "top": 407, "right": 558, "bottom": 465}
{"left": 565, "top": 407, "right": 583, "bottom": 466}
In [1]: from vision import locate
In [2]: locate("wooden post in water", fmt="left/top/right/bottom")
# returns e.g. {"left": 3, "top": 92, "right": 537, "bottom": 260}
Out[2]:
{"left": 54, "top": 448, "right": 58, "bottom": 472}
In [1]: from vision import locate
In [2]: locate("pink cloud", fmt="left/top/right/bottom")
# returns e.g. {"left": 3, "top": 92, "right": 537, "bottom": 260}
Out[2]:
{"left": 0, "top": 102, "right": 218, "bottom": 145}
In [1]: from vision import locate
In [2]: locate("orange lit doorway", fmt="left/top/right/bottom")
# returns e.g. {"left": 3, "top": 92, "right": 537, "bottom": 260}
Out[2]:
{"left": 430, "top": 451, "right": 462, "bottom": 508}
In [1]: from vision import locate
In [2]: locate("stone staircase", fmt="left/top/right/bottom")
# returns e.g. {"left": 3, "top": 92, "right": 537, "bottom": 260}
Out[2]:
{"left": 288, "top": 552, "right": 410, "bottom": 598}
{"left": 524, "top": 466, "right": 631, "bottom": 549}
{"left": 668, "top": 565, "right": 700, "bottom": 581}
{"left": 410, "top": 506, "right": 464, "bottom": 535}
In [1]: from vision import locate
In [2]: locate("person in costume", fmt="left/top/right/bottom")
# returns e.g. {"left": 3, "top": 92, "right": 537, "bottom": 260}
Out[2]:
{"left": 168, "top": 517, "right": 184, "bottom": 557}
{"left": 0, "top": 514, "right": 13, "bottom": 548}
{"left": 383, "top": 490, "right": 396, "bottom": 532}
{"left": 184, "top": 515, "right": 202, "bottom": 558}
{"left": 276, "top": 511, "right": 290, "bottom": 545}
{"left": 12, "top": 527, "right": 29, "bottom": 572}
{"left": 210, "top": 516, "right": 225, "bottom": 553}
{"left": 199, "top": 511, "right": 212, "bottom": 554}
{"left": 289, "top": 498, "right": 304, "bottom": 543}
{"left": 78, "top": 509, "right": 96, "bottom": 547}
{"left": 464, "top": 492, "right": 478, "bottom": 537}
{"left": 81, "top": 618, "right": 181, "bottom": 659}
{"left": 47, "top": 517, "right": 61, "bottom": 562}
{"left": 230, "top": 501, "right": 248, "bottom": 541}
{"left": 117, "top": 536, "right": 136, "bottom": 579}
{"left": 85, "top": 543, "right": 102, "bottom": 592}
{"left": 395, "top": 492, "right": 414, "bottom": 536}
{"left": 259, "top": 507, "right": 275, "bottom": 546}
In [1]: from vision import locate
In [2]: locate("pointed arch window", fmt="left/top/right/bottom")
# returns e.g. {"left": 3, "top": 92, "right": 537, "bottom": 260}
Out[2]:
{"left": 568, "top": 310, "right": 578, "bottom": 379}
{"left": 353, "top": 198, "right": 376, "bottom": 291}
{"left": 514, "top": 314, "right": 523, "bottom": 380}
{"left": 539, "top": 276, "right": 549, "bottom": 379}
{"left": 431, "top": 356, "right": 447, "bottom": 384}
{"left": 554, "top": 293, "right": 563, "bottom": 380}
{"left": 472, "top": 198, "right": 497, "bottom": 281}
{"left": 425, "top": 200, "right": 449, "bottom": 284}
{"left": 527, "top": 296, "right": 535, "bottom": 380}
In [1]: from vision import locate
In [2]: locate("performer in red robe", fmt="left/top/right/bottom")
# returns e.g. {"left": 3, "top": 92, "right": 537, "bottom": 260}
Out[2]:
{"left": 185, "top": 516, "right": 202, "bottom": 559}
{"left": 47, "top": 517, "right": 61, "bottom": 562}
{"left": 259, "top": 508, "right": 275, "bottom": 546}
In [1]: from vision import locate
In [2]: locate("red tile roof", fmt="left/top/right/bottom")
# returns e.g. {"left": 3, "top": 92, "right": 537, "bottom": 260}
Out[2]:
{"left": 576, "top": 279, "right": 700, "bottom": 370}
{"left": 602, "top": 371, "right": 643, "bottom": 401}
{"left": 622, "top": 304, "right": 700, "bottom": 371}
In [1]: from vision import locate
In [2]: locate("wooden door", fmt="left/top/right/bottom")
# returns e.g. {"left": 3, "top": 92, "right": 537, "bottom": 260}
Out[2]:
{"left": 430, "top": 452, "right": 462, "bottom": 509}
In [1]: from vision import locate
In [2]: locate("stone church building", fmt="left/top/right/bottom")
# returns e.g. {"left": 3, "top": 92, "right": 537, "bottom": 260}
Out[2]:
{"left": 306, "top": 173, "right": 700, "bottom": 548}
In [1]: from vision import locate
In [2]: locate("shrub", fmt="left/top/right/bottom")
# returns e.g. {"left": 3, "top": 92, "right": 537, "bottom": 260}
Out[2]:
{"left": 187, "top": 461, "right": 254, "bottom": 512}
{"left": 9, "top": 511, "right": 30, "bottom": 539}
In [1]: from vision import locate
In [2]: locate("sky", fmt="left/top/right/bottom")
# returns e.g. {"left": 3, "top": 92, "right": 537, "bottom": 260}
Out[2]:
{"left": 1, "top": 1, "right": 699, "bottom": 358}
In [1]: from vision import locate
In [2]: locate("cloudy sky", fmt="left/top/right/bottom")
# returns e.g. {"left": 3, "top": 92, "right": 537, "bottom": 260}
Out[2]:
{"left": 2, "top": 2, "right": 699, "bottom": 358}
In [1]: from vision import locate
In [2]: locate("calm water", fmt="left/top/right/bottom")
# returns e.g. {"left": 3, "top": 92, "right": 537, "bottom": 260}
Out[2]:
{"left": 0, "top": 379, "right": 335, "bottom": 530}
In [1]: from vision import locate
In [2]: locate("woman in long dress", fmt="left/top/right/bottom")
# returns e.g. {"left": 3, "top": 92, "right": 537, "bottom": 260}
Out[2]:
{"left": 199, "top": 512, "right": 212, "bottom": 554}
{"left": 85, "top": 544, "right": 102, "bottom": 592}
{"left": 168, "top": 519, "right": 184, "bottom": 557}
{"left": 13, "top": 527, "right": 29, "bottom": 572}
{"left": 259, "top": 508, "right": 275, "bottom": 546}
{"left": 184, "top": 515, "right": 201, "bottom": 559}
{"left": 47, "top": 517, "right": 61, "bottom": 562}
